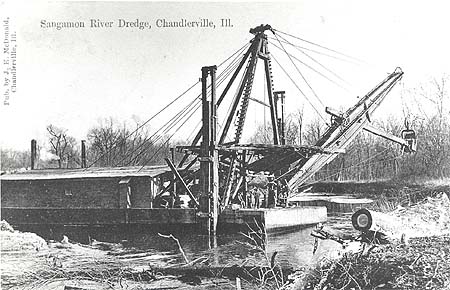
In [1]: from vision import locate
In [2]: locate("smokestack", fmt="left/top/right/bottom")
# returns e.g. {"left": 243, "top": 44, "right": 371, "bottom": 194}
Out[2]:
{"left": 81, "top": 140, "right": 86, "bottom": 168}
{"left": 31, "top": 139, "right": 37, "bottom": 170}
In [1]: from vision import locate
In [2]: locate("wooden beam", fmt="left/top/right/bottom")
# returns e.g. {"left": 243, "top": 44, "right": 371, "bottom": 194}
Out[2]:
{"left": 165, "top": 158, "right": 199, "bottom": 207}
{"left": 219, "top": 39, "right": 261, "bottom": 144}
{"left": 264, "top": 57, "right": 279, "bottom": 145}
{"left": 177, "top": 45, "right": 252, "bottom": 168}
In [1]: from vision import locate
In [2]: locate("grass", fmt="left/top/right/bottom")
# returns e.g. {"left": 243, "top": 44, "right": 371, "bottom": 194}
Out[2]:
{"left": 238, "top": 221, "right": 290, "bottom": 289}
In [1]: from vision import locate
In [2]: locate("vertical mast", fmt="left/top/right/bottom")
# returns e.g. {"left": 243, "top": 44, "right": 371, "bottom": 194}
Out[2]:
{"left": 199, "top": 65, "right": 219, "bottom": 237}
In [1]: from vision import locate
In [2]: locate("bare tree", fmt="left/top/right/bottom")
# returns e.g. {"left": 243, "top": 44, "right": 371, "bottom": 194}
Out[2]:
{"left": 46, "top": 124, "right": 79, "bottom": 168}
{"left": 303, "top": 117, "right": 324, "bottom": 145}
{"left": 285, "top": 108, "right": 304, "bottom": 145}
{"left": 0, "top": 149, "right": 30, "bottom": 171}
{"left": 247, "top": 121, "right": 273, "bottom": 144}
{"left": 87, "top": 118, "right": 171, "bottom": 167}
{"left": 247, "top": 76, "right": 450, "bottom": 182}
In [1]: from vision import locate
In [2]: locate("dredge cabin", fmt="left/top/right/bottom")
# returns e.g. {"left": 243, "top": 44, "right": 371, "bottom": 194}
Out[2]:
{"left": 0, "top": 166, "right": 326, "bottom": 233}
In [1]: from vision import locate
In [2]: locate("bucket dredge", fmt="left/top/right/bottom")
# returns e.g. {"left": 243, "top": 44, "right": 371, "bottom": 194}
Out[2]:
{"left": 162, "top": 24, "right": 416, "bottom": 235}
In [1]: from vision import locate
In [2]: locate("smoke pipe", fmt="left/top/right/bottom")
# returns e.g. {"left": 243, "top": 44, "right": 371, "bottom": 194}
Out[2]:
{"left": 81, "top": 140, "right": 86, "bottom": 168}
{"left": 31, "top": 139, "right": 37, "bottom": 170}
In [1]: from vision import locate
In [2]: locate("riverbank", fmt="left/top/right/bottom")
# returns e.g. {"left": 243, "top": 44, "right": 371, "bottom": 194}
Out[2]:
{"left": 2, "top": 180, "right": 449, "bottom": 289}
{"left": 287, "top": 235, "right": 450, "bottom": 290}
{"left": 286, "top": 180, "right": 450, "bottom": 290}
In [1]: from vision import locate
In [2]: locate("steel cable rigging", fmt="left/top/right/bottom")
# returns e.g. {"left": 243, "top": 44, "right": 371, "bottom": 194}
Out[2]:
{"left": 123, "top": 43, "right": 250, "bottom": 168}
{"left": 273, "top": 32, "right": 327, "bottom": 112}
{"left": 273, "top": 29, "right": 365, "bottom": 64}
{"left": 269, "top": 41, "right": 351, "bottom": 93}
{"left": 272, "top": 33, "right": 353, "bottom": 88}
{"left": 271, "top": 54, "right": 328, "bottom": 124}
{"left": 85, "top": 41, "right": 250, "bottom": 169}
{"left": 122, "top": 59, "right": 244, "bottom": 166}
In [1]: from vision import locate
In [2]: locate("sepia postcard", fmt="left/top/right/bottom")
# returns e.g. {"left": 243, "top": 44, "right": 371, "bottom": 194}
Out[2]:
{"left": 1, "top": 1, "right": 449, "bottom": 289}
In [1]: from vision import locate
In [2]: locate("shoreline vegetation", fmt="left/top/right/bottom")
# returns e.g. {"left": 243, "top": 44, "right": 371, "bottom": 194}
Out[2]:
{"left": 286, "top": 179, "right": 450, "bottom": 290}
{"left": 290, "top": 235, "right": 450, "bottom": 290}
{"left": 1, "top": 180, "right": 449, "bottom": 289}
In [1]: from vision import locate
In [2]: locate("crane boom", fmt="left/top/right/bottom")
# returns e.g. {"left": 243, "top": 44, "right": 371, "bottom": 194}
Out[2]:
{"left": 286, "top": 68, "right": 404, "bottom": 190}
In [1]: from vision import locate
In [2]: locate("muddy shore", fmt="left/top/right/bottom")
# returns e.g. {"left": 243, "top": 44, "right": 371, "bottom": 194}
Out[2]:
{"left": 2, "top": 180, "right": 450, "bottom": 289}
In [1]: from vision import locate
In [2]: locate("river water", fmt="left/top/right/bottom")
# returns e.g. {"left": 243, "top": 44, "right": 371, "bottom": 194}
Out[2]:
{"left": 16, "top": 214, "right": 357, "bottom": 270}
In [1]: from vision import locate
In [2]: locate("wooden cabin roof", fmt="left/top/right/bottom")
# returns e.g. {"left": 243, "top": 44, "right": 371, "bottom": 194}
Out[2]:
{"left": 0, "top": 165, "right": 171, "bottom": 180}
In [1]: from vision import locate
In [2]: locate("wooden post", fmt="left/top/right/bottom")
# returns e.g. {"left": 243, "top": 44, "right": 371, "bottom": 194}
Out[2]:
{"left": 199, "top": 65, "right": 218, "bottom": 237}
{"left": 241, "top": 150, "right": 248, "bottom": 207}
{"left": 165, "top": 158, "right": 199, "bottom": 207}
{"left": 30, "top": 139, "right": 37, "bottom": 170}
{"left": 274, "top": 91, "right": 286, "bottom": 145}
{"left": 263, "top": 37, "right": 280, "bottom": 145}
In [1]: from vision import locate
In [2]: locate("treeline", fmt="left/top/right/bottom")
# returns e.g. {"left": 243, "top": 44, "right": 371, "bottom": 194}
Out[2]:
{"left": 249, "top": 77, "right": 450, "bottom": 181}
{"left": 319, "top": 76, "right": 450, "bottom": 181}
{"left": 250, "top": 112, "right": 449, "bottom": 181}
{"left": 84, "top": 118, "right": 172, "bottom": 167}
{"left": 316, "top": 114, "right": 449, "bottom": 181}
{"left": 2, "top": 77, "right": 448, "bottom": 181}
{"left": 1, "top": 119, "right": 174, "bottom": 171}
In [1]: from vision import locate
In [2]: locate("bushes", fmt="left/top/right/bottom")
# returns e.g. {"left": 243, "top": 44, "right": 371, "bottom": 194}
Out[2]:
{"left": 301, "top": 236, "right": 450, "bottom": 290}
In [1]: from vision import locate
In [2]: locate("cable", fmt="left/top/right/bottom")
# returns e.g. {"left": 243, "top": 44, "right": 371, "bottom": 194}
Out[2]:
{"left": 218, "top": 41, "right": 251, "bottom": 68}
{"left": 85, "top": 42, "right": 249, "bottom": 170}
{"left": 138, "top": 97, "right": 203, "bottom": 171}
{"left": 270, "top": 41, "right": 351, "bottom": 93}
{"left": 274, "top": 32, "right": 327, "bottom": 110}
{"left": 287, "top": 76, "right": 402, "bottom": 190}
{"left": 288, "top": 146, "right": 392, "bottom": 199}
{"left": 271, "top": 54, "right": 328, "bottom": 124}
{"left": 87, "top": 40, "right": 250, "bottom": 169}
{"left": 273, "top": 29, "right": 365, "bottom": 64}
{"left": 131, "top": 100, "right": 202, "bottom": 167}
{"left": 274, "top": 33, "right": 352, "bottom": 87}
{"left": 85, "top": 80, "right": 200, "bottom": 169}
{"left": 268, "top": 36, "right": 359, "bottom": 65}
{"left": 125, "top": 50, "right": 244, "bottom": 164}
{"left": 120, "top": 97, "right": 202, "bottom": 166}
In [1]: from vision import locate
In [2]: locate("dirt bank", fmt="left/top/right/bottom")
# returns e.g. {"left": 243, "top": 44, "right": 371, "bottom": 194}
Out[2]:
{"left": 287, "top": 180, "right": 450, "bottom": 290}
{"left": 289, "top": 235, "right": 450, "bottom": 290}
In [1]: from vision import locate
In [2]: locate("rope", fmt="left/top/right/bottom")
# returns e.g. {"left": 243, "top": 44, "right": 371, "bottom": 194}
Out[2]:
{"left": 218, "top": 41, "right": 251, "bottom": 68}
{"left": 132, "top": 100, "right": 202, "bottom": 167}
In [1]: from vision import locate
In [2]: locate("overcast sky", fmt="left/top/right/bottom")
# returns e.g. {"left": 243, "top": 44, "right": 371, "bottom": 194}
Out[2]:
{"left": 1, "top": 1, "right": 449, "bottom": 151}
